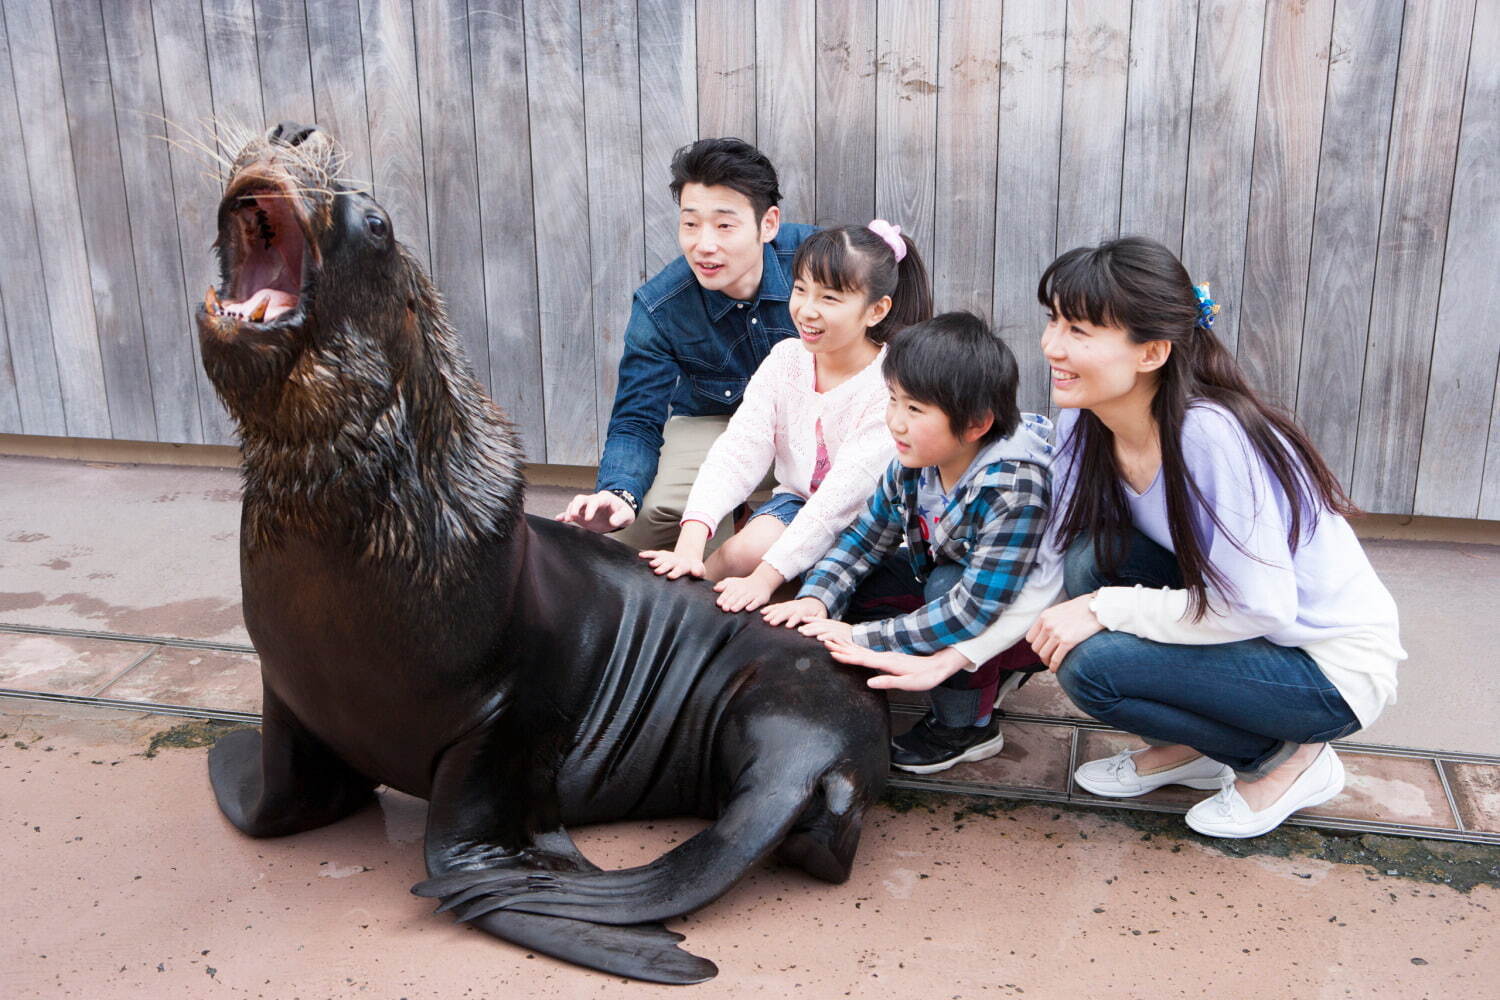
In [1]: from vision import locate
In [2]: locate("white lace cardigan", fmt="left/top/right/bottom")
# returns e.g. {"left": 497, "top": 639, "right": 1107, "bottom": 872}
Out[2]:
{"left": 682, "top": 338, "right": 896, "bottom": 579}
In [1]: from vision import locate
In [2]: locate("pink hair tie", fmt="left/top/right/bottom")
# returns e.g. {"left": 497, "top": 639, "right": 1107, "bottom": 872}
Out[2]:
{"left": 867, "top": 219, "right": 906, "bottom": 262}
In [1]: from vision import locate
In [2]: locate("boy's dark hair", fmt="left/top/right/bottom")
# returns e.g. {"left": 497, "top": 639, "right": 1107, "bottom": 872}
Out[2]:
{"left": 882, "top": 312, "right": 1020, "bottom": 445}
{"left": 668, "top": 138, "right": 782, "bottom": 221}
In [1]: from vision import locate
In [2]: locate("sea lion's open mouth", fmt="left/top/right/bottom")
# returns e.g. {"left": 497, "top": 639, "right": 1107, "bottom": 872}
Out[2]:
{"left": 205, "top": 174, "right": 317, "bottom": 330}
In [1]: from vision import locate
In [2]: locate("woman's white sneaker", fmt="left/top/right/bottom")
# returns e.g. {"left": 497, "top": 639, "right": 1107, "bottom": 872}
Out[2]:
{"left": 1074, "top": 748, "right": 1233, "bottom": 798}
{"left": 1184, "top": 744, "right": 1345, "bottom": 839}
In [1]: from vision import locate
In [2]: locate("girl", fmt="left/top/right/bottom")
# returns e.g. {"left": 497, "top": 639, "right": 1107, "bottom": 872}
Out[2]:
{"left": 640, "top": 222, "right": 932, "bottom": 613}
{"left": 831, "top": 236, "right": 1403, "bottom": 839}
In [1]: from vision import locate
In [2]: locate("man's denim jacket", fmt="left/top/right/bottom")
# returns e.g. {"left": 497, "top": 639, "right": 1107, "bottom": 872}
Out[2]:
{"left": 595, "top": 223, "right": 818, "bottom": 502}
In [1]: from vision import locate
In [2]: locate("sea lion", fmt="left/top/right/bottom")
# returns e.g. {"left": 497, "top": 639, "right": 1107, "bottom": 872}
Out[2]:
{"left": 197, "top": 122, "right": 889, "bottom": 984}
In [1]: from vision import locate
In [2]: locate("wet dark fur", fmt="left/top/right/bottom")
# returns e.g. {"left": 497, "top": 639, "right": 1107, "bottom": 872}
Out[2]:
{"left": 197, "top": 125, "right": 888, "bottom": 984}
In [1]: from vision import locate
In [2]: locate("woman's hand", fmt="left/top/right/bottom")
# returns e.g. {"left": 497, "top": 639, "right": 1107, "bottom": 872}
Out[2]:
{"left": 1025, "top": 593, "right": 1104, "bottom": 671}
{"left": 824, "top": 641, "right": 972, "bottom": 692}
{"left": 799, "top": 618, "right": 854, "bottom": 646}
{"left": 714, "top": 562, "right": 784, "bottom": 612}
{"left": 762, "top": 596, "right": 828, "bottom": 628}
{"left": 639, "top": 549, "right": 705, "bottom": 580}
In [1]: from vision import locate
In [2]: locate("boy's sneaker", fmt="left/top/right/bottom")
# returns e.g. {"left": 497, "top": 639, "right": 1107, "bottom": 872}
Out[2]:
{"left": 890, "top": 716, "right": 1004, "bottom": 775}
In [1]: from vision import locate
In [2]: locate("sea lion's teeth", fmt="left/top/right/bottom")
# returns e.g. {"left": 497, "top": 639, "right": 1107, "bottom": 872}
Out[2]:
{"left": 249, "top": 297, "right": 268, "bottom": 322}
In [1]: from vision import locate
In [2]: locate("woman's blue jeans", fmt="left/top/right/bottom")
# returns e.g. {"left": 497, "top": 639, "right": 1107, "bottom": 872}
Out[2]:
{"left": 1055, "top": 531, "right": 1360, "bottom": 780}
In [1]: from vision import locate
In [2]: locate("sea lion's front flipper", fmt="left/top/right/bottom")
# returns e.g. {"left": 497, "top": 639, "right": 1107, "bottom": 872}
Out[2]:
{"left": 209, "top": 683, "right": 376, "bottom": 837}
{"left": 416, "top": 730, "right": 718, "bottom": 983}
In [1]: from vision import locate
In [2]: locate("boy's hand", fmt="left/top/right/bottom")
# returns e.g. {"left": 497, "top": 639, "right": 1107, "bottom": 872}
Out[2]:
{"left": 799, "top": 618, "right": 854, "bottom": 645}
{"left": 639, "top": 549, "right": 705, "bottom": 580}
{"left": 557, "top": 491, "right": 636, "bottom": 532}
{"left": 1025, "top": 593, "right": 1103, "bottom": 671}
{"left": 714, "top": 563, "right": 784, "bottom": 613}
{"left": 825, "top": 640, "right": 971, "bottom": 692}
{"left": 761, "top": 596, "right": 828, "bottom": 628}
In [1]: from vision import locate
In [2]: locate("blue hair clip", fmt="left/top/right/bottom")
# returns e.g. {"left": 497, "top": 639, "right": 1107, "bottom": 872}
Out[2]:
{"left": 1193, "top": 282, "right": 1221, "bottom": 331}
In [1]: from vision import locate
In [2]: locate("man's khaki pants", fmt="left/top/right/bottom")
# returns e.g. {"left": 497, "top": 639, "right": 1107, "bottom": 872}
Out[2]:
{"left": 612, "top": 414, "right": 773, "bottom": 554}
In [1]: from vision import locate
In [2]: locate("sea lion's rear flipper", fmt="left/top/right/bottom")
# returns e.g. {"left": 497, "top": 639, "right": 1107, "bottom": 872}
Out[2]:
{"left": 462, "top": 909, "right": 716, "bottom": 984}
{"left": 414, "top": 756, "right": 859, "bottom": 928}
{"left": 416, "top": 733, "right": 715, "bottom": 982}
{"left": 209, "top": 684, "right": 376, "bottom": 838}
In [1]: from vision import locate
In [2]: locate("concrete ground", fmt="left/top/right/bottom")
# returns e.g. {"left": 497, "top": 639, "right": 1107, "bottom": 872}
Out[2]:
{"left": 2, "top": 452, "right": 1499, "bottom": 998}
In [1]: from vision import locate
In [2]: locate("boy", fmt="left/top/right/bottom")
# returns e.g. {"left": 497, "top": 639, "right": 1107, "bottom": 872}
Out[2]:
{"left": 762, "top": 312, "right": 1052, "bottom": 773}
{"left": 558, "top": 138, "right": 815, "bottom": 551}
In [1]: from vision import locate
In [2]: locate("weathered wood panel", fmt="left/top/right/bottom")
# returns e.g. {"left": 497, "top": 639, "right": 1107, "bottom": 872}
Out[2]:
{"left": 993, "top": 0, "right": 1067, "bottom": 414}
{"left": 152, "top": 0, "right": 238, "bottom": 445}
{"left": 102, "top": 0, "right": 204, "bottom": 444}
{"left": 6, "top": 0, "right": 110, "bottom": 438}
{"left": 1237, "top": 0, "right": 1335, "bottom": 412}
{"left": 1416, "top": 0, "right": 1500, "bottom": 518}
{"left": 413, "top": 0, "right": 490, "bottom": 382}
{"left": 875, "top": 0, "right": 938, "bottom": 253}
{"left": 359, "top": 0, "right": 430, "bottom": 271}
{"left": 1351, "top": 0, "right": 1475, "bottom": 514}
{"left": 932, "top": 0, "right": 1000, "bottom": 318}
{"left": 0, "top": 290, "right": 17, "bottom": 433}
{"left": 255, "top": 0, "right": 317, "bottom": 127}
{"left": 1295, "top": 0, "right": 1401, "bottom": 486}
{"left": 0, "top": 5, "right": 66, "bottom": 435}
{"left": 583, "top": 0, "right": 646, "bottom": 449}
{"left": 305, "top": 0, "right": 375, "bottom": 189}
{"left": 1180, "top": 0, "right": 1266, "bottom": 355}
{"left": 638, "top": 0, "right": 697, "bottom": 274}
{"left": 1055, "top": 0, "right": 1129, "bottom": 251}
{"left": 54, "top": 0, "right": 157, "bottom": 441}
{"left": 1119, "top": 0, "right": 1196, "bottom": 254}
{"left": 525, "top": 0, "right": 596, "bottom": 465}
{"left": 755, "top": 0, "right": 816, "bottom": 227}
{"left": 697, "top": 0, "right": 755, "bottom": 141}
{"left": 814, "top": 0, "right": 876, "bottom": 227}
{"left": 0, "top": 0, "right": 1494, "bottom": 519}
{"left": 468, "top": 0, "right": 545, "bottom": 457}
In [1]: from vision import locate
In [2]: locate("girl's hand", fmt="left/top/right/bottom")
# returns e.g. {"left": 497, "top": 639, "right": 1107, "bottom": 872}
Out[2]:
{"left": 638, "top": 549, "right": 705, "bottom": 580}
{"left": 714, "top": 563, "right": 784, "bottom": 612}
{"left": 799, "top": 618, "right": 854, "bottom": 646}
{"left": 1025, "top": 593, "right": 1103, "bottom": 671}
{"left": 762, "top": 596, "right": 828, "bottom": 627}
{"left": 824, "top": 641, "right": 971, "bottom": 692}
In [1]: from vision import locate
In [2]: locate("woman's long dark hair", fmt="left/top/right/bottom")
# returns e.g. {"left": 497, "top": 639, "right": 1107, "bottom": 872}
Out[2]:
{"left": 1040, "top": 237, "right": 1358, "bottom": 618}
{"left": 790, "top": 225, "right": 933, "bottom": 343}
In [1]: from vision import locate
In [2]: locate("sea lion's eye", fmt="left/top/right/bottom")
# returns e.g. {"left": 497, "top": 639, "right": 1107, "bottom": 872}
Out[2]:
{"left": 366, "top": 214, "right": 388, "bottom": 239}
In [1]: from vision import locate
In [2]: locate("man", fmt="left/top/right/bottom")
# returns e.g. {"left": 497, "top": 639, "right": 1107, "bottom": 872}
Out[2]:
{"left": 559, "top": 137, "right": 815, "bottom": 550}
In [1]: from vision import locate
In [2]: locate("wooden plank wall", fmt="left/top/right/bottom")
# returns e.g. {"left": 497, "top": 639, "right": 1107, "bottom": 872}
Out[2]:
{"left": 0, "top": 0, "right": 1495, "bottom": 520}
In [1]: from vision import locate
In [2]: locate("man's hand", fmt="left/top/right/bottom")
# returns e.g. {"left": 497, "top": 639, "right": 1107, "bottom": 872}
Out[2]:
{"left": 824, "top": 640, "right": 971, "bottom": 692}
{"left": 556, "top": 491, "right": 636, "bottom": 533}
{"left": 799, "top": 618, "right": 854, "bottom": 646}
{"left": 714, "top": 563, "right": 784, "bottom": 613}
{"left": 761, "top": 596, "right": 828, "bottom": 628}
{"left": 1025, "top": 593, "right": 1103, "bottom": 671}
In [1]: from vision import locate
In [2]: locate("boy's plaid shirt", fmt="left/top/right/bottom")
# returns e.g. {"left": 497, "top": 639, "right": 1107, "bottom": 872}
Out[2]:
{"left": 799, "top": 456, "right": 1050, "bottom": 653}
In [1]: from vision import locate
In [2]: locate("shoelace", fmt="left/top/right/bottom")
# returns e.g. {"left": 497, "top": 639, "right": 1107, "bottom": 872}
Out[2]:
{"left": 1206, "top": 783, "right": 1239, "bottom": 817}
{"left": 1106, "top": 750, "right": 1140, "bottom": 782}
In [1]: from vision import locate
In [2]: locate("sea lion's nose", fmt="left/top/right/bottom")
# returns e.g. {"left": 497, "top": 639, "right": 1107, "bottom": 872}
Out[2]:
{"left": 270, "top": 121, "right": 318, "bottom": 147}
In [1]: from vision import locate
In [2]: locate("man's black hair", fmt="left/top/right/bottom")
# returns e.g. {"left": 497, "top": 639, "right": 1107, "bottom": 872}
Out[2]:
{"left": 882, "top": 312, "right": 1021, "bottom": 445}
{"left": 668, "top": 138, "right": 782, "bottom": 221}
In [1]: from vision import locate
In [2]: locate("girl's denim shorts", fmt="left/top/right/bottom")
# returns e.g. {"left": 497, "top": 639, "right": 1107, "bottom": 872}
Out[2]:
{"left": 750, "top": 491, "right": 806, "bottom": 526}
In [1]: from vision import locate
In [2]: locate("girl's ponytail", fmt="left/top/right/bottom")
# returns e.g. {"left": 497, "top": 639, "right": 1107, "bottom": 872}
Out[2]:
{"left": 870, "top": 232, "right": 932, "bottom": 343}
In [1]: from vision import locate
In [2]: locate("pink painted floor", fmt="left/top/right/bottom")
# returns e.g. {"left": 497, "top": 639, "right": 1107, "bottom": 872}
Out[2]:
{"left": 2, "top": 701, "right": 1494, "bottom": 999}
